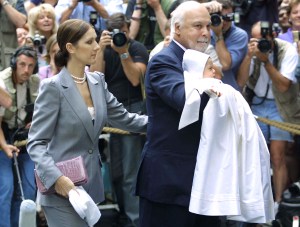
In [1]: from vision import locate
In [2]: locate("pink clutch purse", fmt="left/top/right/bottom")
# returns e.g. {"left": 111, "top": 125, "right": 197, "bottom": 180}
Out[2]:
{"left": 35, "top": 156, "right": 88, "bottom": 195}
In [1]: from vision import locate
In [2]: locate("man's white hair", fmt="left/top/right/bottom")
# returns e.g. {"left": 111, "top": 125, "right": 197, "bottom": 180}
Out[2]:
{"left": 170, "top": 0, "right": 202, "bottom": 38}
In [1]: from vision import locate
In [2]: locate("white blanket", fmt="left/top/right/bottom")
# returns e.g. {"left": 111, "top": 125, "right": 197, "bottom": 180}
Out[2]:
{"left": 180, "top": 83, "right": 274, "bottom": 223}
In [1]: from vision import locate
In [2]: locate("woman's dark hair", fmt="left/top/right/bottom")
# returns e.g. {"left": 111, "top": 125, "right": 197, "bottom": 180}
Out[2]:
{"left": 55, "top": 19, "right": 92, "bottom": 67}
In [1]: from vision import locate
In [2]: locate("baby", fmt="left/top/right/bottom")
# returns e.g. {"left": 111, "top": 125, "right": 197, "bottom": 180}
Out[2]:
{"left": 179, "top": 49, "right": 222, "bottom": 129}
{"left": 182, "top": 49, "right": 216, "bottom": 79}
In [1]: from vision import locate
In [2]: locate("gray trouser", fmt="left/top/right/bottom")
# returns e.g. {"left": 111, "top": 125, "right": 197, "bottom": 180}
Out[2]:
{"left": 43, "top": 205, "right": 90, "bottom": 227}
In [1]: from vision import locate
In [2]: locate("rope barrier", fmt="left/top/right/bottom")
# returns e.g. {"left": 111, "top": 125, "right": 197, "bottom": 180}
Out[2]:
{"left": 255, "top": 116, "right": 300, "bottom": 135}
{"left": 1, "top": 118, "right": 299, "bottom": 150}
{"left": 102, "top": 127, "right": 130, "bottom": 135}
{"left": 0, "top": 127, "right": 132, "bottom": 150}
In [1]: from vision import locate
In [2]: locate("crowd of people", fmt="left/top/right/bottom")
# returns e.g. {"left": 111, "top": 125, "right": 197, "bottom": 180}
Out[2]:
{"left": 0, "top": 0, "right": 299, "bottom": 226}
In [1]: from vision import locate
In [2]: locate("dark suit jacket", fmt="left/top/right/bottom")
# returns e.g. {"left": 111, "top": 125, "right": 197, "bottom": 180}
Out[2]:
{"left": 135, "top": 41, "right": 209, "bottom": 207}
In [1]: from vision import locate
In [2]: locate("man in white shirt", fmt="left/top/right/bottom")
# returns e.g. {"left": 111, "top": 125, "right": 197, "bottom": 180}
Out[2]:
{"left": 237, "top": 21, "right": 298, "bottom": 214}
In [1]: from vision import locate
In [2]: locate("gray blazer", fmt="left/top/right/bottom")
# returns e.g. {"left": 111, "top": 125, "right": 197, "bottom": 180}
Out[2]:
{"left": 27, "top": 67, "right": 147, "bottom": 207}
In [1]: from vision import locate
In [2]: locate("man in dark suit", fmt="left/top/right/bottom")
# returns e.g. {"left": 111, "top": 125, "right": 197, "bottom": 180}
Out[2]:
{"left": 135, "top": 1, "right": 222, "bottom": 226}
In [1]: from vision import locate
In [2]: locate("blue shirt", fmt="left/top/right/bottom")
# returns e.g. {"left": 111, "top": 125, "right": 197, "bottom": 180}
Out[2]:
{"left": 211, "top": 25, "right": 248, "bottom": 91}
{"left": 55, "top": 0, "right": 106, "bottom": 31}
{"left": 278, "top": 28, "right": 293, "bottom": 43}
{"left": 55, "top": 0, "right": 123, "bottom": 31}
{"left": 16, "top": 0, "right": 27, "bottom": 15}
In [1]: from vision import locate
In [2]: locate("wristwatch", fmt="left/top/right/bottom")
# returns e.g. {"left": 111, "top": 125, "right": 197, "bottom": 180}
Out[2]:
{"left": 120, "top": 52, "right": 129, "bottom": 60}
{"left": 2, "top": 0, "right": 10, "bottom": 6}
{"left": 215, "top": 34, "right": 224, "bottom": 42}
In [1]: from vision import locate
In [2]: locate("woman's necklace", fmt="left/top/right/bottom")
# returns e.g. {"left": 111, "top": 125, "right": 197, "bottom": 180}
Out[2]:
{"left": 71, "top": 73, "right": 86, "bottom": 84}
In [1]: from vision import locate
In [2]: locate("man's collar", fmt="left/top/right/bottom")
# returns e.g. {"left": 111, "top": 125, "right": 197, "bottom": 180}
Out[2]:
{"left": 173, "top": 39, "right": 187, "bottom": 51}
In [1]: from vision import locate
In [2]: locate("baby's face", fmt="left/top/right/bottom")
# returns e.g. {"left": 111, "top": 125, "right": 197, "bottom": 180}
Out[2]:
{"left": 203, "top": 58, "right": 216, "bottom": 78}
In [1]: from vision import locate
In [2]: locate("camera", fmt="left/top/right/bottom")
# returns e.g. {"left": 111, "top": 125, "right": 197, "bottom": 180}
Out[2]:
{"left": 12, "top": 127, "right": 29, "bottom": 143}
{"left": 273, "top": 23, "right": 281, "bottom": 37}
{"left": 288, "top": 181, "right": 300, "bottom": 196}
{"left": 257, "top": 21, "right": 272, "bottom": 53}
{"left": 211, "top": 13, "right": 222, "bottom": 27}
{"left": 232, "top": 0, "right": 252, "bottom": 16}
{"left": 108, "top": 29, "right": 127, "bottom": 47}
{"left": 89, "top": 11, "right": 98, "bottom": 27}
{"left": 33, "top": 31, "right": 46, "bottom": 47}
{"left": 232, "top": 0, "right": 252, "bottom": 25}
{"left": 211, "top": 13, "right": 234, "bottom": 27}
{"left": 33, "top": 31, "right": 46, "bottom": 54}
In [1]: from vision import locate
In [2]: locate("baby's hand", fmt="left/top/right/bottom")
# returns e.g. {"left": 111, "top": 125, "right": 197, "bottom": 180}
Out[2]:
{"left": 204, "top": 85, "right": 222, "bottom": 98}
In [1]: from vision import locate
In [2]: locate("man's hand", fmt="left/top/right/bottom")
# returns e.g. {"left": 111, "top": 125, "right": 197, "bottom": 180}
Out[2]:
{"left": 255, "top": 50, "right": 269, "bottom": 63}
{"left": 202, "top": 1, "right": 222, "bottom": 14}
{"left": 98, "top": 30, "right": 113, "bottom": 52}
{"left": 163, "top": 35, "right": 171, "bottom": 47}
{"left": 251, "top": 39, "right": 269, "bottom": 63}
{"left": 211, "top": 21, "right": 223, "bottom": 37}
{"left": 2, "top": 144, "right": 19, "bottom": 159}
{"left": 247, "top": 38, "right": 259, "bottom": 58}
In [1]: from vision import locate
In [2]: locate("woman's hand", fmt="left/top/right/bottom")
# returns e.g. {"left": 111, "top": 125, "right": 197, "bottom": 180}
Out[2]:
{"left": 54, "top": 175, "right": 75, "bottom": 198}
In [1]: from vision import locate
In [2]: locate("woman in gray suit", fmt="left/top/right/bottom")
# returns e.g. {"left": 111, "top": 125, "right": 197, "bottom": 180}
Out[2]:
{"left": 27, "top": 19, "right": 148, "bottom": 227}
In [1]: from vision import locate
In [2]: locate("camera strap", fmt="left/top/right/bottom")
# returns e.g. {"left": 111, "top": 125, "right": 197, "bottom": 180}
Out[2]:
{"left": 249, "top": 40, "right": 278, "bottom": 106}
{"left": 14, "top": 83, "right": 31, "bottom": 129}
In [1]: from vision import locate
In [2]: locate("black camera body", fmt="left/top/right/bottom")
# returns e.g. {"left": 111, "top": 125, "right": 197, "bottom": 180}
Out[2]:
{"left": 211, "top": 13, "right": 234, "bottom": 27}
{"left": 33, "top": 32, "right": 46, "bottom": 54}
{"left": 232, "top": 0, "right": 252, "bottom": 16}
{"left": 232, "top": 0, "right": 252, "bottom": 24}
{"left": 257, "top": 21, "right": 272, "bottom": 53}
{"left": 108, "top": 29, "right": 127, "bottom": 47}
{"left": 33, "top": 32, "right": 46, "bottom": 47}
{"left": 90, "top": 11, "right": 98, "bottom": 27}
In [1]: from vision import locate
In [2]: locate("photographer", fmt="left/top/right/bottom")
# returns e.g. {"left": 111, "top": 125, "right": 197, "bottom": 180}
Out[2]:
{"left": 0, "top": 0, "right": 27, "bottom": 71}
{"left": 210, "top": 0, "right": 248, "bottom": 92}
{"left": 90, "top": 12, "right": 148, "bottom": 227}
{"left": 28, "top": 3, "right": 58, "bottom": 67}
{"left": 237, "top": 21, "right": 298, "bottom": 214}
{"left": 55, "top": 0, "right": 108, "bottom": 32}
{"left": 232, "top": 0, "right": 278, "bottom": 39}
{"left": 0, "top": 46, "right": 39, "bottom": 227}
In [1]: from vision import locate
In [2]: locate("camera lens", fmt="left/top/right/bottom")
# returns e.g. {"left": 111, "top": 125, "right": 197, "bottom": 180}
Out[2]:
{"left": 113, "top": 33, "right": 127, "bottom": 47}
{"left": 112, "top": 29, "right": 127, "bottom": 47}
{"left": 33, "top": 35, "right": 41, "bottom": 46}
{"left": 258, "top": 38, "right": 272, "bottom": 53}
{"left": 211, "top": 13, "right": 222, "bottom": 26}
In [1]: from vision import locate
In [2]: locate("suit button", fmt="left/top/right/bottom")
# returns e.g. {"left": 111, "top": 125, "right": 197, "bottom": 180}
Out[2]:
{"left": 88, "top": 149, "right": 93, "bottom": 154}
